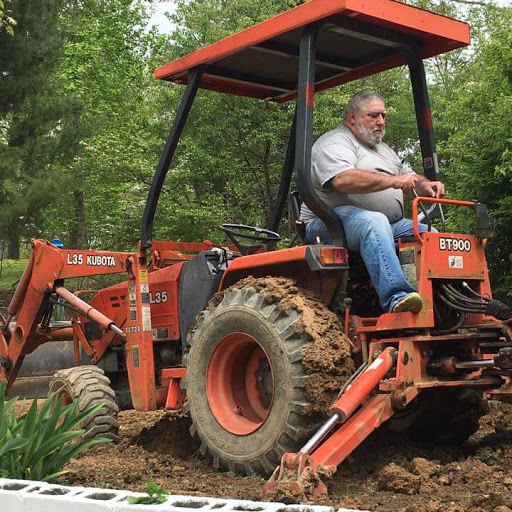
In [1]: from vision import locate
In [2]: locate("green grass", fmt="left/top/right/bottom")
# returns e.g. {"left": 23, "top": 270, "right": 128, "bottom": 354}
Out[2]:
{"left": 0, "top": 259, "right": 29, "bottom": 290}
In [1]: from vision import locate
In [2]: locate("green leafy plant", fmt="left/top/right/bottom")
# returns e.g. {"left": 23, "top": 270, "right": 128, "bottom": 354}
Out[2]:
{"left": 476, "top": 447, "right": 498, "bottom": 466}
{"left": 128, "top": 483, "right": 170, "bottom": 505}
{"left": 0, "top": 380, "right": 110, "bottom": 481}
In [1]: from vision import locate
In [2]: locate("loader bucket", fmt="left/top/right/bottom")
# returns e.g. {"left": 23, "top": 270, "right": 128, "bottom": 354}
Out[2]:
{"left": 7, "top": 339, "right": 89, "bottom": 399}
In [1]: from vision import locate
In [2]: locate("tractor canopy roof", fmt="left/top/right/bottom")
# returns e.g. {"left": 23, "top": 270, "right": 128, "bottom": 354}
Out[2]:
{"left": 154, "top": 0, "right": 470, "bottom": 103}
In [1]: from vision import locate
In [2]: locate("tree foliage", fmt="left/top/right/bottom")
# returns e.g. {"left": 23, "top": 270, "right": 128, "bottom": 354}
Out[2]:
{"left": 0, "top": 0, "right": 66, "bottom": 258}
{"left": 0, "top": 0, "right": 16, "bottom": 35}
{"left": 436, "top": 5, "right": 512, "bottom": 299}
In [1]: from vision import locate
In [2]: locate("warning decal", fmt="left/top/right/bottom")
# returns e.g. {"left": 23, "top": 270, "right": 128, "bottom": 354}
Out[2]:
{"left": 448, "top": 255, "right": 463, "bottom": 269}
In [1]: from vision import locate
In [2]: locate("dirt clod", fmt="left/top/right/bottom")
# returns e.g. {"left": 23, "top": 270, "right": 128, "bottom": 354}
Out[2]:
{"left": 410, "top": 457, "right": 440, "bottom": 477}
{"left": 378, "top": 463, "right": 421, "bottom": 495}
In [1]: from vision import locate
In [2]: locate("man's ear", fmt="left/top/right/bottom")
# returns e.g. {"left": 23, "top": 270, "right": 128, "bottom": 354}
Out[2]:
{"left": 347, "top": 109, "right": 356, "bottom": 125}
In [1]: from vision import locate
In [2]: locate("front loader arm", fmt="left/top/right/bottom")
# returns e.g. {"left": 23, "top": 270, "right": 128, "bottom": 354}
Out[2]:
{"left": 0, "top": 239, "right": 130, "bottom": 392}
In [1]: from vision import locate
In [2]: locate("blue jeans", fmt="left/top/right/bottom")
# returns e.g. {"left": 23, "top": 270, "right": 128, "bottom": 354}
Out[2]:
{"left": 305, "top": 206, "right": 433, "bottom": 312}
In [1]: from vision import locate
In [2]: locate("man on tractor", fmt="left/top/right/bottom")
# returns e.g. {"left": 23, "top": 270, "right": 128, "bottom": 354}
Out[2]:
{"left": 300, "top": 90, "right": 445, "bottom": 314}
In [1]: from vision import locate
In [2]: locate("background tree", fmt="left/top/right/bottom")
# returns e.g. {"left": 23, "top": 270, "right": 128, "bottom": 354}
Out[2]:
{"left": 41, "top": 0, "right": 161, "bottom": 249}
{"left": 0, "top": 0, "right": 66, "bottom": 258}
{"left": 0, "top": 0, "right": 16, "bottom": 35}
{"left": 436, "top": 4, "right": 512, "bottom": 299}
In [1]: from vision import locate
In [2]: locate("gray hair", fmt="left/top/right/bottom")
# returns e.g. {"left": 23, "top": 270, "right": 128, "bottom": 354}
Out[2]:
{"left": 343, "top": 91, "right": 384, "bottom": 120}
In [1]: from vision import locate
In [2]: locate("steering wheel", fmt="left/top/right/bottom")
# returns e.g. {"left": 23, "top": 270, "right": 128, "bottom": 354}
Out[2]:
{"left": 220, "top": 224, "right": 281, "bottom": 255}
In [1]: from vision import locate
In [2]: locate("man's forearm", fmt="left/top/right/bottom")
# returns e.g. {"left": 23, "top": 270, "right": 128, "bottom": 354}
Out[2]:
{"left": 331, "top": 169, "right": 396, "bottom": 194}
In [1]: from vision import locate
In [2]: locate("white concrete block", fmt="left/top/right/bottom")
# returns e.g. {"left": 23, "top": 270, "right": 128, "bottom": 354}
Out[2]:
{"left": 24, "top": 485, "right": 88, "bottom": 512}
{"left": 0, "top": 478, "right": 374, "bottom": 512}
{"left": 0, "top": 478, "right": 38, "bottom": 512}
{"left": 0, "top": 489, "right": 25, "bottom": 512}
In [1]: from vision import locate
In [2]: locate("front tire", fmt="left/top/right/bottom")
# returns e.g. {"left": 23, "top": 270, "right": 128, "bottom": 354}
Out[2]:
{"left": 49, "top": 365, "right": 120, "bottom": 442}
{"left": 183, "top": 277, "right": 354, "bottom": 475}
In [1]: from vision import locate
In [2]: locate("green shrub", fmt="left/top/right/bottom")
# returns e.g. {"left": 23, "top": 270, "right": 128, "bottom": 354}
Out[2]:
{"left": 0, "top": 381, "right": 110, "bottom": 481}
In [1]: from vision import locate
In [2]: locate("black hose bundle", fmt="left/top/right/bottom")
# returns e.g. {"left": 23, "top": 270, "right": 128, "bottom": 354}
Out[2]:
{"left": 435, "top": 281, "right": 512, "bottom": 322}
{"left": 436, "top": 283, "right": 488, "bottom": 314}
{"left": 485, "top": 299, "right": 512, "bottom": 321}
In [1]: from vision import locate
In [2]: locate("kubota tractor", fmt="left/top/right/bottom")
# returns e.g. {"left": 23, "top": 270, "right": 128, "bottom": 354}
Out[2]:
{"left": 1, "top": 0, "right": 511, "bottom": 499}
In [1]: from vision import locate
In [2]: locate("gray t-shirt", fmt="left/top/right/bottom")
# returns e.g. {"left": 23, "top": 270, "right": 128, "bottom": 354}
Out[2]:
{"left": 300, "top": 125, "right": 415, "bottom": 224}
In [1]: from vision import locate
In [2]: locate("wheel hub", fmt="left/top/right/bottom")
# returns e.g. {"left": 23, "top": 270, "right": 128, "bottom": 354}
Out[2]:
{"left": 206, "top": 332, "right": 274, "bottom": 435}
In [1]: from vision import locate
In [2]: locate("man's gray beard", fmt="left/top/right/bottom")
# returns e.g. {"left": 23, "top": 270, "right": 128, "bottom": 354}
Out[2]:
{"left": 355, "top": 121, "right": 385, "bottom": 146}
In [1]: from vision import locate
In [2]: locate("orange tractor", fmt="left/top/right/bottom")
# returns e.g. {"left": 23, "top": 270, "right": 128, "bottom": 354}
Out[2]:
{"left": 1, "top": 0, "right": 510, "bottom": 498}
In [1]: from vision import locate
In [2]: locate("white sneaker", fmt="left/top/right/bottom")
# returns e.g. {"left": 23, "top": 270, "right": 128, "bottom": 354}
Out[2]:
{"left": 392, "top": 292, "right": 423, "bottom": 313}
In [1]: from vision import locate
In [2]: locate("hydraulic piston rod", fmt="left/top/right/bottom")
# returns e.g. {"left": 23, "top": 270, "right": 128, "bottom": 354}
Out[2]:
{"left": 54, "top": 286, "right": 123, "bottom": 335}
{"left": 455, "top": 359, "right": 495, "bottom": 369}
{"left": 300, "top": 347, "right": 397, "bottom": 455}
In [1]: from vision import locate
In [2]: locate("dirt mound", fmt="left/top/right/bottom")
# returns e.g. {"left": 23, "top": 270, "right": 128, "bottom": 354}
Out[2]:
{"left": 229, "top": 276, "right": 355, "bottom": 415}
{"left": 58, "top": 400, "right": 512, "bottom": 512}
{"left": 134, "top": 415, "right": 200, "bottom": 459}
{"left": 410, "top": 457, "right": 441, "bottom": 477}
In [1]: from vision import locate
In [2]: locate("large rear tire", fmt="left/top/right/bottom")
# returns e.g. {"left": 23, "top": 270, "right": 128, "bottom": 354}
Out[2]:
{"left": 49, "top": 366, "right": 120, "bottom": 442}
{"left": 183, "top": 277, "right": 354, "bottom": 476}
{"left": 407, "top": 387, "right": 487, "bottom": 444}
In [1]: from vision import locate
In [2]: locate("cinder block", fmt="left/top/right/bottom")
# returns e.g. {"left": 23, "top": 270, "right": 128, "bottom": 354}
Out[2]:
{"left": 0, "top": 479, "right": 38, "bottom": 512}
{"left": 0, "top": 489, "right": 25, "bottom": 512}
{"left": 22, "top": 484, "right": 127, "bottom": 512}
{"left": 24, "top": 484, "right": 87, "bottom": 512}
{"left": 0, "top": 478, "right": 374, "bottom": 512}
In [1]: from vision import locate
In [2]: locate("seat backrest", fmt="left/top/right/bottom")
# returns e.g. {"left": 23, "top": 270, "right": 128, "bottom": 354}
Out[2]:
{"left": 178, "top": 251, "right": 224, "bottom": 350}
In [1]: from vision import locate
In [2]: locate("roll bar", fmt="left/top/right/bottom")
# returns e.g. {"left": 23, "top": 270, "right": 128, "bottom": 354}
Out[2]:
{"left": 142, "top": 27, "right": 443, "bottom": 250}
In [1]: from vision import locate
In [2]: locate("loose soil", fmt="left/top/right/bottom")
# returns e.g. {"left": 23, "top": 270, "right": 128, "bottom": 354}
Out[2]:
{"left": 60, "top": 404, "right": 512, "bottom": 512}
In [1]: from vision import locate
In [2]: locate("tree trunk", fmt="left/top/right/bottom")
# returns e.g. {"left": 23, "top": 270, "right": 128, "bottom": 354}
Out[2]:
{"left": 68, "top": 0, "right": 88, "bottom": 249}
{"left": 70, "top": 189, "right": 88, "bottom": 248}
{"left": 7, "top": 235, "right": 20, "bottom": 260}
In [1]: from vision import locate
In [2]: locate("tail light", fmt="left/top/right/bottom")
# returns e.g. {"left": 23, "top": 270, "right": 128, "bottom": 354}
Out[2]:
{"left": 319, "top": 247, "right": 349, "bottom": 265}
{"left": 305, "top": 246, "right": 349, "bottom": 270}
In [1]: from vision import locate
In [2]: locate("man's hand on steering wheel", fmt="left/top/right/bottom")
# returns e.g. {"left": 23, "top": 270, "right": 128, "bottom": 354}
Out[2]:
{"left": 417, "top": 180, "right": 445, "bottom": 198}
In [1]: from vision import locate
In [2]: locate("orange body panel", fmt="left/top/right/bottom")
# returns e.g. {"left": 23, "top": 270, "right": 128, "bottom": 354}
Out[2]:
{"left": 88, "top": 262, "right": 185, "bottom": 346}
{"left": 371, "top": 231, "right": 491, "bottom": 332}
{"left": 122, "top": 251, "right": 157, "bottom": 411}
